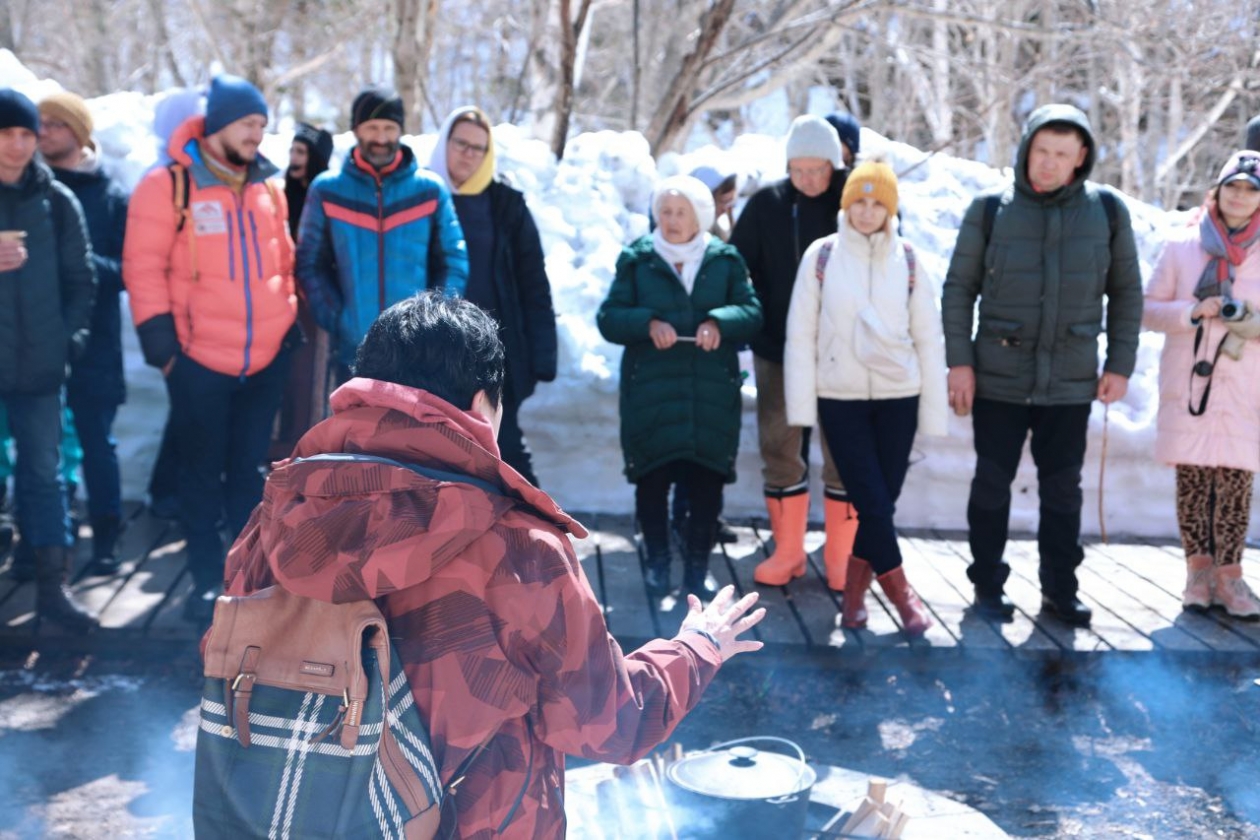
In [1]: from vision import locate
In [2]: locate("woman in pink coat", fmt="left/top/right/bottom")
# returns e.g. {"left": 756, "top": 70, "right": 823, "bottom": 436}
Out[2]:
{"left": 1144, "top": 150, "right": 1260, "bottom": 619}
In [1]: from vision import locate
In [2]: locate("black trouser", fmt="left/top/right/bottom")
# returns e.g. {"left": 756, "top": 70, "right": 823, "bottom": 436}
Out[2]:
{"left": 166, "top": 352, "right": 290, "bottom": 591}
{"left": 966, "top": 398, "right": 1091, "bottom": 602}
{"left": 498, "top": 384, "right": 539, "bottom": 487}
{"left": 817, "top": 396, "right": 919, "bottom": 575}
{"left": 636, "top": 461, "right": 724, "bottom": 557}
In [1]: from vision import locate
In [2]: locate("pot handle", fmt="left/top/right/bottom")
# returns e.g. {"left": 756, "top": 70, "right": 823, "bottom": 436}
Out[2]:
{"left": 700, "top": 736, "right": 810, "bottom": 798}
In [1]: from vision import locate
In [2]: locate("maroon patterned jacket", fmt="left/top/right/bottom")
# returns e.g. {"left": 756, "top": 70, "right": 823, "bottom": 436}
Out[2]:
{"left": 223, "top": 378, "right": 723, "bottom": 838}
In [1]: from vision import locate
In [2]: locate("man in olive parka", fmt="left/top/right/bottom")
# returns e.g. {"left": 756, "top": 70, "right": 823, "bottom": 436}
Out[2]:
{"left": 941, "top": 104, "right": 1143, "bottom": 626}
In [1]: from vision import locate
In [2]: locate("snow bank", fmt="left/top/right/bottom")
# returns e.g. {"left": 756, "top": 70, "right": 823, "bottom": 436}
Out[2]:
{"left": 1, "top": 51, "right": 1236, "bottom": 538}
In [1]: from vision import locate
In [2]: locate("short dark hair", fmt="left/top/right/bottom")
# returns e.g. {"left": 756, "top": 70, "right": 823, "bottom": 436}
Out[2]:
{"left": 353, "top": 291, "right": 505, "bottom": 409}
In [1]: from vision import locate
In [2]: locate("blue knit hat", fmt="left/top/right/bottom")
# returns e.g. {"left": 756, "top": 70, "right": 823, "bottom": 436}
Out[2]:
{"left": 0, "top": 88, "right": 40, "bottom": 135}
{"left": 205, "top": 74, "right": 268, "bottom": 136}
{"left": 825, "top": 111, "right": 861, "bottom": 158}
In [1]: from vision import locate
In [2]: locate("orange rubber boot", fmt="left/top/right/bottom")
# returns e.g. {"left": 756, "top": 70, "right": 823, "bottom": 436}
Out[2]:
{"left": 841, "top": 556, "right": 873, "bottom": 629}
{"left": 823, "top": 498, "right": 858, "bottom": 592}
{"left": 753, "top": 494, "right": 810, "bottom": 586}
{"left": 876, "top": 566, "right": 932, "bottom": 637}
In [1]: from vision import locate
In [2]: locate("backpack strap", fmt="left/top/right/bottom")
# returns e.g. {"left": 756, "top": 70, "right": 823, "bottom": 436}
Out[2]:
{"left": 982, "top": 193, "right": 1002, "bottom": 245}
{"left": 903, "top": 241, "right": 916, "bottom": 293}
{"left": 1097, "top": 186, "right": 1119, "bottom": 240}
{"left": 814, "top": 239, "right": 834, "bottom": 284}
{"left": 168, "top": 163, "right": 199, "bottom": 281}
{"left": 291, "top": 452, "right": 504, "bottom": 497}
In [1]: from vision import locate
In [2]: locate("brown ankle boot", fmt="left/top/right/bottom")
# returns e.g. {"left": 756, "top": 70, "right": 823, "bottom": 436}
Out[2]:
{"left": 1182, "top": 554, "right": 1213, "bottom": 612}
{"left": 35, "top": 546, "right": 99, "bottom": 633}
{"left": 753, "top": 494, "right": 810, "bottom": 586}
{"left": 876, "top": 565, "right": 931, "bottom": 637}
{"left": 841, "top": 556, "right": 873, "bottom": 629}
{"left": 823, "top": 497, "right": 858, "bottom": 592}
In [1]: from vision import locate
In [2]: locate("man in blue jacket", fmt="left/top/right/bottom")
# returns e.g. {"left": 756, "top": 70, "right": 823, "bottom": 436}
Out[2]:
{"left": 296, "top": 85, "right": 468, "bottom": 380}
{"left": 0, "top": 88, "right": 98, "bottom": 632}
{"left": 38, "top": 91, "right": 129, "bottom": 574}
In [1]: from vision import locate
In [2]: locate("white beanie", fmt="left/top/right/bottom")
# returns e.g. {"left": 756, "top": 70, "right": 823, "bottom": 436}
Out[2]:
{"left": 784, "top": 115, "right": 842, "bottom": 168}
{"left": 653, "top": 175, "right": 715, "bottom": 236}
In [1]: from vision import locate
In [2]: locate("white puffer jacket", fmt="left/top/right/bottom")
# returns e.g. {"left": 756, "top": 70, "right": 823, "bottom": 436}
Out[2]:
{"left": 784, "top": 215, "right": 948, "bottom": 435}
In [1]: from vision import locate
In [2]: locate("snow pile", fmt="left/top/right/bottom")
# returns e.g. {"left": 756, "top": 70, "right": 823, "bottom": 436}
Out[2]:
{"left": 1, "top": 51, "right": 1233, "bottom": 538}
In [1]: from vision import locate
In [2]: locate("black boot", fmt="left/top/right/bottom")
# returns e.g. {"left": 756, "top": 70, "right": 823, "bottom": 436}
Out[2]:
{"left": 90, "top": 515, "right": 122, "bottom": 574}
{"left": 643, "top": 547, "right": 673, "bottom": 597}
{"left": 35, "top": 546, "right": 99, "bottom": 633}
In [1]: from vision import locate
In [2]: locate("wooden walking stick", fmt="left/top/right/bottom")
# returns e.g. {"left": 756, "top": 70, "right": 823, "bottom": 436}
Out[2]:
{"left": 1098, "top": 404, "right": 1109, "bottom": 545}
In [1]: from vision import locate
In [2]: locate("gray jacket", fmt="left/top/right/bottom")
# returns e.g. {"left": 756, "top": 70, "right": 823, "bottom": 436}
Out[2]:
{"left": 941, "top": 104, "right": 1143, "bottom": 405}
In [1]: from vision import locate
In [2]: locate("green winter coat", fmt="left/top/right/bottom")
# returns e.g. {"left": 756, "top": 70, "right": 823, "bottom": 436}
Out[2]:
{"left": 597, "top": 236, "right": 763, "bottom": 482}
{"left": 941, "top": 104, "right": 1144, "bottom": 405}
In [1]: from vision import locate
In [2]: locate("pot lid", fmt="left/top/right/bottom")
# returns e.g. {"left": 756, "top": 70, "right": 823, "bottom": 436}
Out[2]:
{"left": 668, "top": 745, "right": 814, "bottom": 800}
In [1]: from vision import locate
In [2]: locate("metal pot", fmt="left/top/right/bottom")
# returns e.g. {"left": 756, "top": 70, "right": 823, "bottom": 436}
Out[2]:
{"left": 664, "top": 737, "right": 816, "bottom": 839}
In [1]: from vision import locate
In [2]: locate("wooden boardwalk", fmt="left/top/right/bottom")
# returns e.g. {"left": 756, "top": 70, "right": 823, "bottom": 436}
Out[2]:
{"left": 5, "top": 504, "right": 1260, "bottom": 661}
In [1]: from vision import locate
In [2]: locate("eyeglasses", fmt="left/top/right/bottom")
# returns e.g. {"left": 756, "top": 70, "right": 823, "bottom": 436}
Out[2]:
{"left": 449, "top": 137, "right": 489, "bottom": 157}
{"left": 788, "top": 163, "right": 831, "bottom": 179}
{"left": 40, "top": 120, "right": 70, "bottom": 132}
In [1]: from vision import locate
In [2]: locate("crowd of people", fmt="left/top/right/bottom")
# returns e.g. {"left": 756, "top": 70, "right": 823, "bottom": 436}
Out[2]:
{"left": 3, "top": 75, "right": 1260, "bottom": 646}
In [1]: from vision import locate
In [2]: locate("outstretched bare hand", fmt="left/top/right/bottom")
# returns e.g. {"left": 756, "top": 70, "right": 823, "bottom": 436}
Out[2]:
{"left": 677, "top": 585, "right": 765, "bottom": 662}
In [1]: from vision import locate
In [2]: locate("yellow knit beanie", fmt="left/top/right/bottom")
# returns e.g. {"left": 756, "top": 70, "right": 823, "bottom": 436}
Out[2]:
{"left": 841, "top": 158, "right": 897, "bottom": 216}
{"left": 38, "top": 92, "right": 95, "bottom": 152}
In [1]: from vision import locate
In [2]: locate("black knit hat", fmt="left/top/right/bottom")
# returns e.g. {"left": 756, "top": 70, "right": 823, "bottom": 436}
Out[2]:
{"left": 351, "top": 85, "right": 405, "bottom": 131}
{"left": 293, "top": 122, "right": 334, "bottom": 173}
{"left": 0, "top": 88, "right": 40, "bottom": 135}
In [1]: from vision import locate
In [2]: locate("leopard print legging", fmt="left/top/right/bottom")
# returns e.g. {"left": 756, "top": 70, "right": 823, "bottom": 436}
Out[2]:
{"left": 1175, "top": 464, "right": 1255, "bottom": 566}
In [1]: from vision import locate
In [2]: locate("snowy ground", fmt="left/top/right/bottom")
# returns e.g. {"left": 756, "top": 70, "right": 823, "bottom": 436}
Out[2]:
{"left": 0, "top": 50, "right": 1232, "bottom": 539}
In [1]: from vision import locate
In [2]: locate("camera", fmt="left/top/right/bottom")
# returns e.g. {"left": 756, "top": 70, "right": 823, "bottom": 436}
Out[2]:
{"left": 1221, "top": 298, "right": 1249, "bottom": 322}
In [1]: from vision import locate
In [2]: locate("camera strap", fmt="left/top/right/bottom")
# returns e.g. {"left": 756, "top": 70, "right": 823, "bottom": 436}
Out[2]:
{"left": 1188, "top": 322, "right": 1228, "bottom": 416}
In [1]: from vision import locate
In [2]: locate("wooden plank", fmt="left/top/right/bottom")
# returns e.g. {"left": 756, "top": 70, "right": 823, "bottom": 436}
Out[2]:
{"left": 1093, "top": 542, "right": 1260, "bottom": 652}
{"left": 736, "top": 522, "right": 818, "bottom": 647}
{"left": 982, "top": 539, "right": 1102, "bottom": 653}
{"left": 900, "top": 536, "right": 1008, "bottom": 652}
{"left": 582, "top": 521, "right": 662, "bottom": 643}
{"left": 70, "top": 505, "right": 172, "bottom": 625}
{"left": 1070, "top": 547, "right": 1210, "bottom": 652}
{"left": 96, "top": 524, "right": 188, "bottom": 632}
{"left": 924, "top": 532, "right": 1060, "bottom": 653}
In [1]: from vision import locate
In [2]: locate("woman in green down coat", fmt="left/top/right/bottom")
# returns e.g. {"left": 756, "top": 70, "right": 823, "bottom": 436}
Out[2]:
{"left": 598, "top": 174, "right": 763, "bottom": 600}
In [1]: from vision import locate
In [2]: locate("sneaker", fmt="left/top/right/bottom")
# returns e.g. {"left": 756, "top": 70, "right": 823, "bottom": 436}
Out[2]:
{"left": 1212, "top": 565, "right": 1260, "bottom": 621}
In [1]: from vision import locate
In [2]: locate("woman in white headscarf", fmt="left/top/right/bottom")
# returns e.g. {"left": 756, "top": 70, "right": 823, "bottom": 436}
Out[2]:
{"left": 429, "top": 106, "right": 557, "bottom": 487}
{"left": 597, "top": 176, "right": 763, "bottom": 601}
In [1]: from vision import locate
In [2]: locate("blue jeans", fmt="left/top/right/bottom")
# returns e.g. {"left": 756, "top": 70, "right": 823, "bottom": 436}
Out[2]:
{"left": 166, "top": 352, "right": 290, "bottom": 590}
{"left": 817, "top": 396, "right": 919, "bottom": 575}
{"left": 66, "top": 392, "right": 122, "bottom": 520}
{"left": 0, "top": 391, "right": 71, "bottom": 548}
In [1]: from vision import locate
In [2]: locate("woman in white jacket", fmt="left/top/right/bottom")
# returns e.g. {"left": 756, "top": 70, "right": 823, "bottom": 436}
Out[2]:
{"left": 784, "top": 158, "right": 948, "bottom": 637}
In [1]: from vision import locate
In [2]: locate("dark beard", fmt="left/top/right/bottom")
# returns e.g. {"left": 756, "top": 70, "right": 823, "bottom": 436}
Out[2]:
{"left": 361, "top": 141, "right": 399, "bottom": 168}
{"left": 224, "top": 147, "right": 252, "bottom": 168}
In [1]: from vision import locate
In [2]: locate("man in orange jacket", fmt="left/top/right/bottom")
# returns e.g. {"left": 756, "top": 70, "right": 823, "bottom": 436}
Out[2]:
{"left": 123, "top": 74, "right": 297, "bottom": 622}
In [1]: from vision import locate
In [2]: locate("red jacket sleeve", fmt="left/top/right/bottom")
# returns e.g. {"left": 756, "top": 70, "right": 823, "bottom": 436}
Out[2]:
{"left": 512, "top": 535, "right": 723, "bottom": 764}
{"left": 123, "top": 168, "right": 181, "bottom": 366}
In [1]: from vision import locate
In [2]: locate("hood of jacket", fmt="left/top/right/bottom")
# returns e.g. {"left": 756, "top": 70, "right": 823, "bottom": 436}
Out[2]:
{"left": 1013, "top": 104, "right": 1096, "bottom": 201}
{"left": 166, "top": 114, "right": 280, "bottom": 186}
{"left": 242, "top": 378, "right": 586, "bottom": 603}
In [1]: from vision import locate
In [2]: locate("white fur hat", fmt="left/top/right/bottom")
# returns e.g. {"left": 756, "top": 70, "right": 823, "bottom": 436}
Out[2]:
{"left": 653, "top": 175, "right": 716, "bottom": 235}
